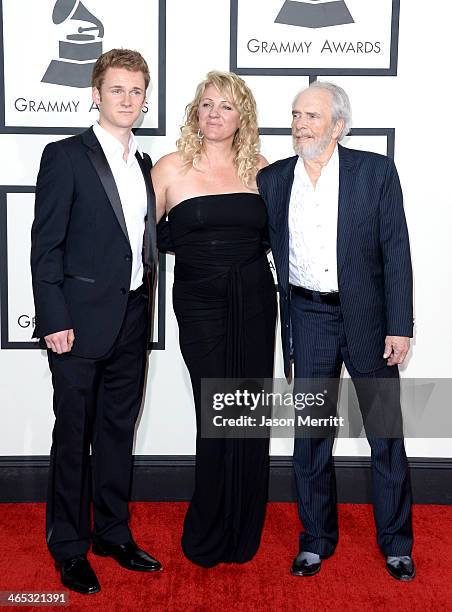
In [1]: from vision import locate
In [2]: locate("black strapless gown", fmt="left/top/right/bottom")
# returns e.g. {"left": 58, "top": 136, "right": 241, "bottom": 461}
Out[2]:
{"left": 168, "top": 193, "right": 277, "bottom": 567}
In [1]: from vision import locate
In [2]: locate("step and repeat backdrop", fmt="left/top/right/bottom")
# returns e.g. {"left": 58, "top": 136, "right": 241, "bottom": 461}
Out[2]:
{"left": 0, "top": 0, "right": 451, "bottom": 458}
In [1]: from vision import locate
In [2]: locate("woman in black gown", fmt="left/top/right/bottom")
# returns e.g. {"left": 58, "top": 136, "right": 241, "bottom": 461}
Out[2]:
{"left": 152, "top": 71, "right": 277, "bottom": 567}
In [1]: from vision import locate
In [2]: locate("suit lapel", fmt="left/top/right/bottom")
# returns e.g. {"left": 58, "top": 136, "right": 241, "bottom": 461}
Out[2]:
{"left": 337, "top": 144, "right": 359, "bottom": 277}
{"left": 82, "top": 127, "right": 130, "bottom": 245}
{"left": 135, "top": 151, "right": 157, "bottom": 265}
{"left": 276, "top": 156, "right": 297, "bottom": 295}
{"left": 279, "top": 157, "right": 297, "bottom": 227}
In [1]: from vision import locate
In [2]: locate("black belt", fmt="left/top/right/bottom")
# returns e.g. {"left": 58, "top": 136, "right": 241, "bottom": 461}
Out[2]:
{"left": 290, "top": 284, "right": 340, "bottom": 306}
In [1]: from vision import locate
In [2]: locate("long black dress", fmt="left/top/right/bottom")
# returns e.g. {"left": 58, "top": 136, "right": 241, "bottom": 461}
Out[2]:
{"left": 167, "top": 193, "right": 277, "bottom": 567}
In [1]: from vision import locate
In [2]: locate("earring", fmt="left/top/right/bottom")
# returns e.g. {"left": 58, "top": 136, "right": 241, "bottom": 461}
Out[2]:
{"left": 197, "top": 128, "right": 204, "bottom": 143}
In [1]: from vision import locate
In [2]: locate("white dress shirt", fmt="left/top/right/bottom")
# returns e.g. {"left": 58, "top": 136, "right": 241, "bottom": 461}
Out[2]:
{"left": 288, "top": 146, "right": 339, "bottom": 292}
{"left": 93, "top": 121, "right": 147, "bottom": 291}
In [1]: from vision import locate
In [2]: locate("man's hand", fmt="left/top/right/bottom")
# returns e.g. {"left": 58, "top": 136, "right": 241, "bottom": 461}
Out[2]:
{"left": 44, "top": 329, "right": 75, "bottom": 354}
{"left": 383, "top": 336, "right": 410, "bottom": 366}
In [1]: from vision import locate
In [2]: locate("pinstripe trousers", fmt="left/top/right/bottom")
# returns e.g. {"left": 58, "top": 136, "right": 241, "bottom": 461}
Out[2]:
{"left": 291, "top": 291, "right": 413, "bottom": 558}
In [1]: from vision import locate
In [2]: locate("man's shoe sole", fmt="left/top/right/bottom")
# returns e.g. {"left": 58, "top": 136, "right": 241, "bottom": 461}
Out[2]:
{"left": 290, "top": 565, "right": 321, "bottom": 577}
{"left": 61, "top": 577, "right": 100, "bottom": 595}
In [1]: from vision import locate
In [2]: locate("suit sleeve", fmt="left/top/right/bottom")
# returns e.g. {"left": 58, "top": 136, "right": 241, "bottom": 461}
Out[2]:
{"left": 256, "top": 168, "right": 265, "bottom": 198}
{"left": 379, "top": 158, "right": 414, "bottom": 337}
{"left": 257, "top": 167, "right": 278, "bottom": 228}
{"left": 30, "top": 142, "right": 74, "bottom": 338}
{"left": 256, "top": 170, "right": 270, "bottom": 251}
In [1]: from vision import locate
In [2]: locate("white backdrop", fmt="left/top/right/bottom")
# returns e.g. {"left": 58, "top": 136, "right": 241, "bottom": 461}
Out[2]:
{"left": 0, "top": 0, "right": 451, "bottom": 458}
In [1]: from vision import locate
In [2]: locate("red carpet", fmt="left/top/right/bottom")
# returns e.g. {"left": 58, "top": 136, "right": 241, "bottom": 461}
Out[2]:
{"left": 0, "top": 503, "right": 450, "bottom": 611}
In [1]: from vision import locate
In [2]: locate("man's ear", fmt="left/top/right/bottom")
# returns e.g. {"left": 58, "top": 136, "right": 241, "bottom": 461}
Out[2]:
{"left": 92, "top": 87, "right": 101, "bottom": 106}
{"left": 333, "top": 118, "right": 344, "bottom": 140}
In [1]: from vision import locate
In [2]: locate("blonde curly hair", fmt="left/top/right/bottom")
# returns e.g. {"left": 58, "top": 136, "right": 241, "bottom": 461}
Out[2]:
{"left": 177, "top": 71, "right": 260, "bottom": 188}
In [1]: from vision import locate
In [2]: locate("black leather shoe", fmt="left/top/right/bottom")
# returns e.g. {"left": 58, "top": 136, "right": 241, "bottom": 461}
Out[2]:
{"left": 59, "top": 555, "right": 100, "bottom": 595}
{"left": 386, "top": 557, "right": 416, "bottom": 581}
{"left": 291, "top": 555, "right": 322, "bottom": 577}
{"left": 92, "top": 538, "right": 162, "bottom": 572}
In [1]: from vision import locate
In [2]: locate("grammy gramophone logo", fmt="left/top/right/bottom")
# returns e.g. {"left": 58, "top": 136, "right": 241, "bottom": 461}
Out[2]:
{"left": 42, "top": 0, "right": 104, "bottom": 88}
{"left": 275, "top": 0, "right": 354, "bottom": 29}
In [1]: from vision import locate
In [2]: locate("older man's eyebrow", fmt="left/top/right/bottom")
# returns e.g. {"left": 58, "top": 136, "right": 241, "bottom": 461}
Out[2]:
{"left": 292, "top": 110, "right": 322, "bottom": 118}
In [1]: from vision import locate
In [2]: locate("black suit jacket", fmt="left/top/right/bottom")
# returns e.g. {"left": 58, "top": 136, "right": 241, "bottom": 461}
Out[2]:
{"left": 30, "top": 127, "right": 158, "bottom": 358}
{"left": 257, "top": 144, "right": 413, "bottom": 376}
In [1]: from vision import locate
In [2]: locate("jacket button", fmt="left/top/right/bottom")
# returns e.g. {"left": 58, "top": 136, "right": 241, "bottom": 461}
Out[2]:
{"left": 120, "top": 288, "right": 127, "bottom": 295}
{"left": 125, "top": 256, "right": 131, "bottom": 262}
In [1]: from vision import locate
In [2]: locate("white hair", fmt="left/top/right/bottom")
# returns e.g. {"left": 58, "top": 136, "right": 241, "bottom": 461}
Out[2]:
{"left": 292, "top": 80, "right": 352, "bottom": 141}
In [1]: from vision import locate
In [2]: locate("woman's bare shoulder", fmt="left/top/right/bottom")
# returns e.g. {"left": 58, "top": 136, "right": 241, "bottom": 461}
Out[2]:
{"left": 256, "top": 154, "right": 269, "bottom": 170}
{"left": 152, "top": 151, "right": 185, "bottom": 175}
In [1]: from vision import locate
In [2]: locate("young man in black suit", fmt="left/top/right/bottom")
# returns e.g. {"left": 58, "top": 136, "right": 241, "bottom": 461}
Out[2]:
{"left": 31, "top": 49, "right": 160, "bottom": 594}
{"left": 257, "top": 81, "right": 415, "bottom": 581}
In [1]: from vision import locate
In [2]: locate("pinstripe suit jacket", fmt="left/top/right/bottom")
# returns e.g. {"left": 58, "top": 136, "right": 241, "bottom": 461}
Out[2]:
{"left": 257, "top": 144, "right": 413, "bottom": 376}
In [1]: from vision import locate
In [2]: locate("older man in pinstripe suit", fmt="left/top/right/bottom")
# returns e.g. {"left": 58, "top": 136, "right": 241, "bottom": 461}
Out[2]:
{"left": 257, "top": 81, "right": 415, "bottom": 581}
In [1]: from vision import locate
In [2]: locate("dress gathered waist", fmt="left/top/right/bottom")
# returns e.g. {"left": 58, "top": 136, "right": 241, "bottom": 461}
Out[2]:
{"left": 175, "top": 250, "right": 268, "bottom": 378}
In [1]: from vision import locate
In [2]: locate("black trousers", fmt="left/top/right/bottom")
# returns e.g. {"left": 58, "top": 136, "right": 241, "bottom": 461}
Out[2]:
{"left": 290, "top": 291, "right": 413, "bottom": 558}
{"left": 46, "top": 289, "right": 149, "bottom": 562}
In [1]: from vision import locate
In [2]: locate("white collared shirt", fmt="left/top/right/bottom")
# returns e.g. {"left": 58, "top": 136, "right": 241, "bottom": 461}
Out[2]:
{"left": 93, "top": 121, "right": 147, "bottom": 291}
{"left": 288, "top": 146, "right": 339, "bottom": 292}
